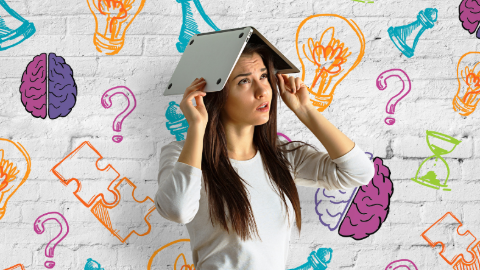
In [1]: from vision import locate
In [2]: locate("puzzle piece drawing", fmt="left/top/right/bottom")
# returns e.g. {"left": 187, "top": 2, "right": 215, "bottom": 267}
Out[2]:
{"left": 422, "top": 212, "right": 478, "bottom": 265}
{"left": 453, "top": 242, "right": 480, "bottom": 270}
{"left": 51, "top": 141, "right": 156, "bottom": 243}
{"left": 91, "top": 177, "right": 155, "bottom": 243}
{"left": 51, "top": 141, "right": 121, "bottom": 208}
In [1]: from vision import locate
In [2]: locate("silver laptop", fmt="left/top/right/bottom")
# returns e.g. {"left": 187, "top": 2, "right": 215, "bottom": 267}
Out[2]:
{"left": 163, "top": 26, "right": 300, "bottom": 96}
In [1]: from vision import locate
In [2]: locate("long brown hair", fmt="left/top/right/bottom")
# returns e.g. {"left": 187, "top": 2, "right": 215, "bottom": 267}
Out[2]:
{"left": 201, "top": 42, "right": 318, "bottom": 241}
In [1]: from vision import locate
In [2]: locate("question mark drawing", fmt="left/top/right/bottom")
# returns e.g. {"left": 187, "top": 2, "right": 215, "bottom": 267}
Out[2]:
{"left": 376, "top": 69, "right": 411, "bottom": 125}
{"left": 101, "top": 86, "right": 137, "bottom": 143}
{"left": 385, "top": 259, "right": 418, "bottom": 270}
{"left": 277, "top": 132, "right": 292, "bottom": 142}
{"left": 33, "top": 212, "right": 69, "bottom": 269}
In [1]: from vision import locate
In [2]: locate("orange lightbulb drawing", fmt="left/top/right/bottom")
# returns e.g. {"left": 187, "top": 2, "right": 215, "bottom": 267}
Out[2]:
{"left": 0, "top": 138, "right": 31, "bottom": 220}
{"left": 87, "top": 0, "right": 146, "bottom": 55}
{"left": 453, "top": 52, "right": 480, "bottom": 116}
{"left": 296, "top": 14, "right": 365, "bottom": 111}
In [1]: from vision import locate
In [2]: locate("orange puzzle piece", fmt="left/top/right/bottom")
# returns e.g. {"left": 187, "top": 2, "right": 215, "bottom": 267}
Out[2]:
{"left": 422, "top": 212, "right": 479, "bottom": 266}
{"left": 51, "top": 141, "right": 121, "bottom": 207}
{"left": 453, "top": 242, "right": 480, "bottom": 270}
{"left": 91, "top": 177, "right": 156, "bottom": 243}
{"left": 51, "top": 141, "right": 155, "bottom": 243}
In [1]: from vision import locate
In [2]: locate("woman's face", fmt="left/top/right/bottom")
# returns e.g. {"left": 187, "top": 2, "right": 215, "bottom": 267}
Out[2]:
{"left": 221, "top": 52, "right": 273, "bottom": 127}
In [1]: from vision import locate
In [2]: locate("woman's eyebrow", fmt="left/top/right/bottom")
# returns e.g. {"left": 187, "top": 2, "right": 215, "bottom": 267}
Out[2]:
{"left": 233, "top": 67, "right": 267, "bottom": 80}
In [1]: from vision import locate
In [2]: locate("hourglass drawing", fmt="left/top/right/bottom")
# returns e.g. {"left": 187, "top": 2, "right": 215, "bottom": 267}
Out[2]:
{"left": 411, "top": 130, "right": 462, "bottom": 191}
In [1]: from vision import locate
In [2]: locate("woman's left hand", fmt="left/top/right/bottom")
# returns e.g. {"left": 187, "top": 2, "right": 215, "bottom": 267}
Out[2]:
{"left": 276, "top": 73, "right": 314, "bottom": 114}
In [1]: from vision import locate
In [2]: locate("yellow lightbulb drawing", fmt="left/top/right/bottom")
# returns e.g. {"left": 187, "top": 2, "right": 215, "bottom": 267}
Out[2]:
{"left": 295, "top": 14, "right": 365, "bottom": 111}
{"left": 453, "top": 52, "right": 480, "bottom": 116}
{"left": 87, "top": 0, "right": 146, "bottom": 55}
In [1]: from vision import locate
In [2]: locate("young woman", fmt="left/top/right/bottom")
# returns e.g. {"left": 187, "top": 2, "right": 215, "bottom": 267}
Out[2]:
{"left": 155, "top": 42, "right": 375, "bottom": 269}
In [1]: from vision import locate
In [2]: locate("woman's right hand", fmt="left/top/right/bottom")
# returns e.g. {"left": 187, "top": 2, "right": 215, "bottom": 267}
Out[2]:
{"left": 179, "top": 78, "right": 208, "bottom": 129}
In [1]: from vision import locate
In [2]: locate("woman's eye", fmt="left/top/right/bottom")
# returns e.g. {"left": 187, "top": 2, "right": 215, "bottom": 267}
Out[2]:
{"left": 239, "top": 73, "right": 268, "bottom": 85}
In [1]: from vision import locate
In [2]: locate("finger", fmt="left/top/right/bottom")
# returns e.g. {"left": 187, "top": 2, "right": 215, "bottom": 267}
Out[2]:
{"left": 288, "top": 76, "right": 296, "bottom": 94}
{"left": 183, "top": 79, "right": 205, "bottom": 98}
{"left": 295, "top": 77, "right": 302, "bottom": 91}
{"left": 280, "top": 74, "right": 292, "bottom": 90}
{"left": 276, "top": 74, "right": 286, "bottom": 95}
{"left": 187, "top": 80, "right": 206, "bottom": 92}
{"left": 189, "top": 78, "right": 199, "bottom": 87}
{"left": 194, "top": 93, "right": 206, "bottom": 109}
{"left": 184, "top": 89, "right": 207, "bottom": 104}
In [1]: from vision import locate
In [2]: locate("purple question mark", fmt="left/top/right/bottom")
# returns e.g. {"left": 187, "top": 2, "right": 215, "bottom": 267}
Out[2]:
{"left": 33, "top": 212, "right": 69, "bottom": 269}
{"left": 101, "top": 86, "right": 137, "bottom": 143}
{"left": 376, "top": 69, "right": 412, "bottom": 125}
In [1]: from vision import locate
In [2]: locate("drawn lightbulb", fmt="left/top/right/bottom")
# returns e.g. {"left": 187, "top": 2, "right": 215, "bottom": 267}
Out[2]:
{"left": 0, "top": 138, "right": 31, "bottom": 221}
{"left": 453, "top": 52, "right": 480, "bottom": 116}
{"left": 87, "top": 0, "right": 146, "bottom": 55}
{"left": 296, "top": 14, "right": 365, "bottom": 112}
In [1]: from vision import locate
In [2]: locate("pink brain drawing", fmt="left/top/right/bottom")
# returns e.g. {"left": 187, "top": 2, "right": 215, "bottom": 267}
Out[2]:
{"left": 460, "top": 0, "right": 480, "bottom": 38}
{"left": 338, "top": 157, "right": 393, "bottom": 240}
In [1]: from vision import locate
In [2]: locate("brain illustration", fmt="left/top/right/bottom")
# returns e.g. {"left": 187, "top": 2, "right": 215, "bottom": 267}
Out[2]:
{"left": 19, "top": 53, "right": 77, "bottom": 119}
{"left": 338, "top": 157, "right": 393, "bottom": 240}
{"left": 20, "top": 53, "right": 47, "bottom": 118}
{"left": 459, "top": 0, "right": 480, "bottom": 38}
{"left": 315, "top": 187, "right": 358, "bottom": 231}
{"left": 48, "top": 53, "right": 78, "bottom": 119}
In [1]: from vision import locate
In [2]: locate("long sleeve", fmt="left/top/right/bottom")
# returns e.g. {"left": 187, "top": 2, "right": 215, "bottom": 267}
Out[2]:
{"left": 154, "top": 140, "right": 203, "bottom": 224}
{"left": 279, "top": 137, "right": 375, "bottom": 190}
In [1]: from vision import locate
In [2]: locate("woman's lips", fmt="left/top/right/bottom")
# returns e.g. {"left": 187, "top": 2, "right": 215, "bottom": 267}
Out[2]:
{"left": 256, "top": 102, "right": 269, "bottom": 112}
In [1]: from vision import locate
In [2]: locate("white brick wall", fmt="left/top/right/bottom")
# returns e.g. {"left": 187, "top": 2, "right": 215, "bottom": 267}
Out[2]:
{"left": 1, "top": 0, "right": 478, "bottom": 269}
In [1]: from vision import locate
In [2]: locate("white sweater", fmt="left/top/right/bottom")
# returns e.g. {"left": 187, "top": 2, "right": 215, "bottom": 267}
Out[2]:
{"left": 154, "top": 137, "right": 375, "bottom": 270}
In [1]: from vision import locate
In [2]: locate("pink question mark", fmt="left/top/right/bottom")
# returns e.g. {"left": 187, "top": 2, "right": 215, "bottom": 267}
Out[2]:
{"left": 376, "top": 69, "right": 412, "bottom": 125}
{"left": 277, "top": 132, "right": 292, "bottom": 142}
{"left": 33, "top": 212, "right": 69, "bottom": 269}
{"left": 101, "top": 86, "right": 137, "bottom": 143}
{"left": 385, "top": 259, "right": 418, "bottom": 270}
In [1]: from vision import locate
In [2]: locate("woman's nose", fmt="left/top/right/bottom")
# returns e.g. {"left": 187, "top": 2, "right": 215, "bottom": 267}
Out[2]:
{"left": 254, "top": 80, "right": 269, "bottom": 98}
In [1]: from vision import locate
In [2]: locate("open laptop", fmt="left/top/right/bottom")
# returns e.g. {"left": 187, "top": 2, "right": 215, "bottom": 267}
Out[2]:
{"left": 163, "top": 26, "right": 300, "bottom": 96}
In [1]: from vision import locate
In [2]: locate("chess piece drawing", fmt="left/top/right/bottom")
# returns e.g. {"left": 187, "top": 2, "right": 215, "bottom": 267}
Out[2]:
{"left": 388, "top": 8, "right": 438, "bottom": 58}
{"left": 0, "top": 0, "right": 35, "bottom": 51}
{"left": 166, "top": 101, "right": 189, "bottom": 141}
{"left": 176, "top": 0, "right": 220, "bottom": 53}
